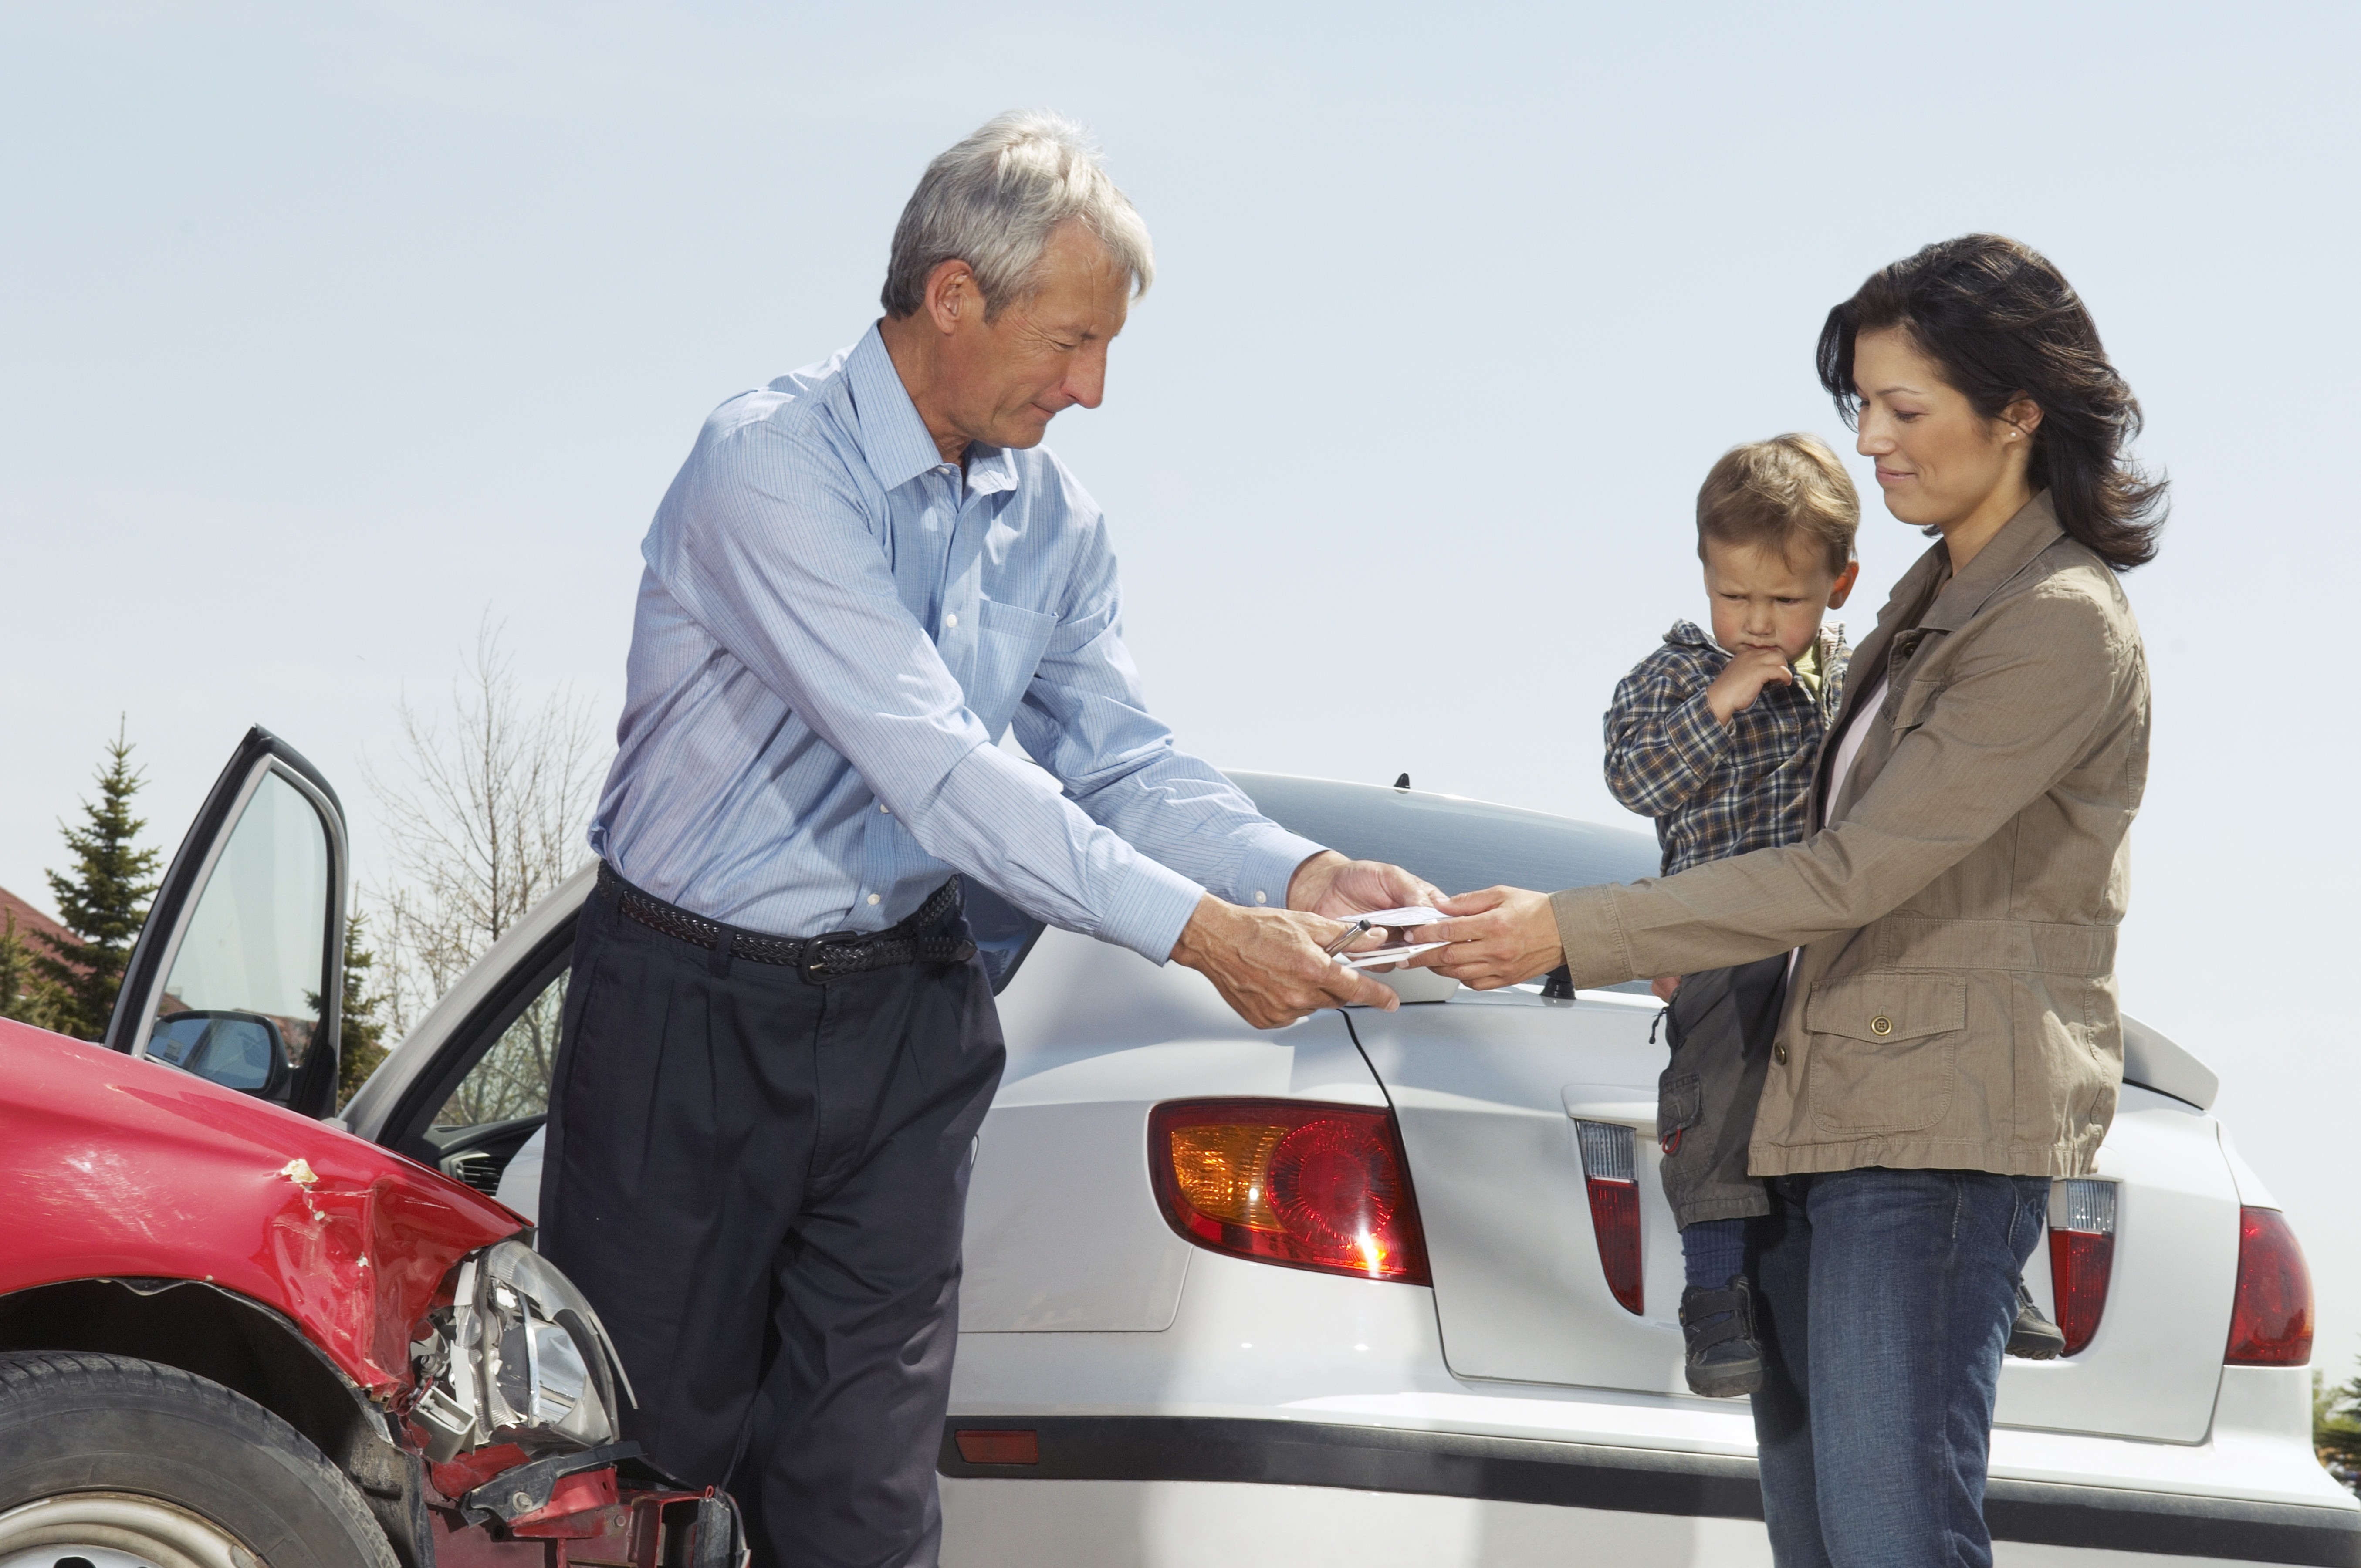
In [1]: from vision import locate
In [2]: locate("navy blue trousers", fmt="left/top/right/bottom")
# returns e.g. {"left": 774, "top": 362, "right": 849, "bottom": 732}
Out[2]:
{"left": 539, "top": 877, "right": 1005, "bottom": 1568}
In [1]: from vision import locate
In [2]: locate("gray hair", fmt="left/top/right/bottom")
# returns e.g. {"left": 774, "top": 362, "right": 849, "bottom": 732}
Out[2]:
{"left": 881, "top": 110, "right": 1155, "bottom": 320}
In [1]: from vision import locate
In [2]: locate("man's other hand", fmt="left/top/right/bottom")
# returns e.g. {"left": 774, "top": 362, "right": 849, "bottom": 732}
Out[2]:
{"left": 1287, "top": 850, "right": 1445, "bottom": 918}
{"left": 1412, "top": 885, "right": 1564, "bottom": 990}
{"left": 1170, "top": 895, "right": 1402, "bottom": 1029}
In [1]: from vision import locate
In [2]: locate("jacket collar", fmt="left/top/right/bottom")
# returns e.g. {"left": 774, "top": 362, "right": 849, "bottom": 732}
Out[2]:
{"left": 1808, "top": 491, "right": 2066, "bottom": 829}
{"left": 843, "top": 325, "right": 1023, "bottom": 498}
{"left": 1919, "top": 490, "right": 2067, "bottom": 632}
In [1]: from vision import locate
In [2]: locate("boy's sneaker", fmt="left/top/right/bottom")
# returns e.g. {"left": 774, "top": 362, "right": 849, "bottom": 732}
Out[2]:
{"left": 2006, "top": 1281, "right": 2066, "bottom": 1360}
{"left": 1679, "top": 1275, "right": 1764, "bottom": 1398}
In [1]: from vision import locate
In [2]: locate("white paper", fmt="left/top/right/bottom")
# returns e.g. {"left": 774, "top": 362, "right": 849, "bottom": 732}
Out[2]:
{"left": 1337, "top": 939, "right": 1448, "bottom": 969}
{"left": 1349, "top": 906, "right": 1450, "bottom": 928}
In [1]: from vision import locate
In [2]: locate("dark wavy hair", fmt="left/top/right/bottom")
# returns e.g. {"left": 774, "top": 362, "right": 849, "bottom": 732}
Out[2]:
{"left": 1816, "top": 235, "right": 2165, "bottom": 571}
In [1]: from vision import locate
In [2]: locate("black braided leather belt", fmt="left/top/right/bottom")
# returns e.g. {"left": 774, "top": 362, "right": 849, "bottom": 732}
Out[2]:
{"left": 597, "top": 862, "right": 976, "bottom": 983}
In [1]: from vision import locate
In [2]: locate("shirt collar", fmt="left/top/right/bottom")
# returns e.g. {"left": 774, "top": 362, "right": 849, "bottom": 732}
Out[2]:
{"left": 844, "top": 324, "right": 1024, "bottom": 498}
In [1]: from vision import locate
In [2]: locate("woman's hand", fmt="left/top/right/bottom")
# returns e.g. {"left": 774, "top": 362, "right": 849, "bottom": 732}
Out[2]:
{"left": 1413, "top": 885, "right": 1564, "bottom": 989}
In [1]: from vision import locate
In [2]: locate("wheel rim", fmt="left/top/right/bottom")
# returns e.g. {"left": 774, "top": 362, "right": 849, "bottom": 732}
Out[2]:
{"left": 0, "top": 1494, "right": 256, "bottom": 1568}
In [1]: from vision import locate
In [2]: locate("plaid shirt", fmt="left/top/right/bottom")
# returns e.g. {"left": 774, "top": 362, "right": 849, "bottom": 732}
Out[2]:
{"left": 1604, "top": 619, "right": 1850, "bottom": 876}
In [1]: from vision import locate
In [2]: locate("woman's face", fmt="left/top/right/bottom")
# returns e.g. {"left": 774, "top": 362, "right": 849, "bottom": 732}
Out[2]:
{"left": 1851, "top": 326, "right": 2033, "bottom": 533}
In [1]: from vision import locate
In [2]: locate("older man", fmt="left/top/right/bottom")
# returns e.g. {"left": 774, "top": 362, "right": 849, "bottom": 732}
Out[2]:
{"left": 539, "top": 112, "right": 1434, "bottom": 1568}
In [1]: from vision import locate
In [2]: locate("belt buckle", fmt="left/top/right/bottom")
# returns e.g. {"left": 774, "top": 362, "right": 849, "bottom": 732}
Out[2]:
{"left": 798, "top": 936, "right": 863, "bottom": 985}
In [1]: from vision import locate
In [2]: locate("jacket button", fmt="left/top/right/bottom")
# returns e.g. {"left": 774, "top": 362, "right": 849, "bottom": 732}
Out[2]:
{"left": 1774, "top": 1044, "right": 1789, "bottom": 1064}
{"left": 1871, "top": 1015, "right": 1893, "bottom": 1036}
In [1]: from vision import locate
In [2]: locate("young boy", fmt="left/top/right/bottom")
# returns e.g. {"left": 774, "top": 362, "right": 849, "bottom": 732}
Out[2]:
{"left": 1605, "top": 434, "right": 1855, "bottom": 1399}
{"left": 1606, "top": 434, "right": 2060, "bottom": 1398}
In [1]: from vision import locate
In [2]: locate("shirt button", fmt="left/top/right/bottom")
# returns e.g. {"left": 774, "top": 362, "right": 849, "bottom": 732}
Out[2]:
{"left": 945, "top": 612, "right": 959, "bottom": 629}
{"left": 1253, "top": 891, "right": 1267, "bottom": 905}
{"left": 879, "top": 802, "right": 891, "bottom": 814}
{"left": 1775, "top": 1044, "right": 1790, "bottom": 1065}
{"left": 867, "top": 893, "right": 882, "bottom": 906}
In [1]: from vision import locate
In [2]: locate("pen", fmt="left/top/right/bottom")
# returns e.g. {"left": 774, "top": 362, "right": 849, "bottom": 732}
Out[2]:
{"left": 1321, "top": 919, "right": 1372, "bottom": 958}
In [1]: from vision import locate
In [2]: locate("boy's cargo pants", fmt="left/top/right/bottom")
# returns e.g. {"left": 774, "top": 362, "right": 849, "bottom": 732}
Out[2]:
{"left": 1656, "top": 953, "right": 1789, "bottom": 1228}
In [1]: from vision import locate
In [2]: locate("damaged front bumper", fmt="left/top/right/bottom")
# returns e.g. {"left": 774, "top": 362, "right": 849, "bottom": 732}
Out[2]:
{"left": 395, "top": 1239, "right": 744, "bottom": 1568}
{"left": 422, "top": 1439, "right": 741, "bottom": 1568}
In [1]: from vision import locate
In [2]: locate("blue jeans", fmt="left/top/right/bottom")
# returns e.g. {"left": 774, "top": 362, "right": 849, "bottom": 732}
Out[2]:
{"left": 1749, "top": 1168, "right": 2051, "bottom": 1568}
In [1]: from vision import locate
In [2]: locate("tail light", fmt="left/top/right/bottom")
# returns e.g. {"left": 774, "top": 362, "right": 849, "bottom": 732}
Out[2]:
{"left": 2226, "top": 1207, "right": 2313, "bottom": 1366}
{"left": 1573, "top": 1120, "right": 1642, "bottom": 1315}
{"left": 2049, "top": 1178, "right": 2116, "bottom": 1356}
{"left": 1149, "top": 1099, "right": 1430, "bottom": 1284}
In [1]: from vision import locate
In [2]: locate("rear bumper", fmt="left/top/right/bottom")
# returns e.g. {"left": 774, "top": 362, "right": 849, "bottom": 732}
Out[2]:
{"left": 940, "top": 1416, "right": 2361, "bottom": 1566}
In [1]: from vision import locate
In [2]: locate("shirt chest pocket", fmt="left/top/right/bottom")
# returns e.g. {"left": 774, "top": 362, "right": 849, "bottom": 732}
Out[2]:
{"left": 966, "top": 598, "right": 1059, "bottom": 739}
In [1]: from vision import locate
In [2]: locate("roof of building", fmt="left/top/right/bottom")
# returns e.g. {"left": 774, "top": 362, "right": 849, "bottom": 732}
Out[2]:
{"left": 0, "top": 886, "right": 71, "bottom": 956}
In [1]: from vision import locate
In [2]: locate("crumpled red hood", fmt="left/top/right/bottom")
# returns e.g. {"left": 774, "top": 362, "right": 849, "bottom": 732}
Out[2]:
{"left": 0, "top": 1018, "right": 522, "bottom": 1398}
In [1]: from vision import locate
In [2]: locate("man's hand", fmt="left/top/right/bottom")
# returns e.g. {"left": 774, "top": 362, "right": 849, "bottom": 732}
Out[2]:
{"left": 1651, "top": 975, "right": 1681, "bottom": 1004}
{"left": 1170, "top": 894, "right": 1402, "bottom": 1029}
{"left": 1705, "top": 647, "right": 1795, "bottom": 726}
{"left": 1287, "top": 850, "right": 1445, "bottom": 918}
{"left": 1411, "top": 885, "right": 1563, "bottom": 990}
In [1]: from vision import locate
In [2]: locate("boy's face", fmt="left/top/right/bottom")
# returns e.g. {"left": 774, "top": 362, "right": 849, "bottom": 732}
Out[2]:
{"left": 1701, "top": 539, "right": 1858, "bottom": 663}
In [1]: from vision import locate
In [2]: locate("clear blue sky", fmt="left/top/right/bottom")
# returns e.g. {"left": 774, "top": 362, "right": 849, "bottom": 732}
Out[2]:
{"left": 3, "top": 3, "right": 2354, "bottom": 1380}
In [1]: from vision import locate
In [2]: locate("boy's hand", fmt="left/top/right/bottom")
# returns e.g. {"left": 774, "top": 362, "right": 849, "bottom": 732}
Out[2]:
{"left": 1705, "top": 647, "right": 1794, "bottom": 726}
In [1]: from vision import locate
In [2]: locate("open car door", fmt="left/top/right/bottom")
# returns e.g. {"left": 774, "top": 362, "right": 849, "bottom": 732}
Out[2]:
{"left": 105, "top": 725, "right": 349, "bottom": 1119}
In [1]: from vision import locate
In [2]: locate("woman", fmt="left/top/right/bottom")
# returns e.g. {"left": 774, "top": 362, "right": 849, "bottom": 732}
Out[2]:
{"left": 1423, "top": 234, "right": 2161, "bottom": 1567}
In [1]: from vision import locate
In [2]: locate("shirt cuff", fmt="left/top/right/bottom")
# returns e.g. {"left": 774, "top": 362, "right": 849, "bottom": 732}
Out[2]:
{"left": 1230, "top": 827, "right": 1328, "bottom": 913}
{"left": 1550, "top": 883, "right": 1638, "bottom": 991}
{"left": 1097, "top": 854, "right": 1210, "bottom": 964}
{"left": 1667, "top": 689, "right": 1734, "bottom": 777}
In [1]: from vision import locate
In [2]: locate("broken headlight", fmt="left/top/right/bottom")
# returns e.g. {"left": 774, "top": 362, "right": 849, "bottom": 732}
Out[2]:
{"left": 410, "top": 1238, "right": 636, "bottom": 1462}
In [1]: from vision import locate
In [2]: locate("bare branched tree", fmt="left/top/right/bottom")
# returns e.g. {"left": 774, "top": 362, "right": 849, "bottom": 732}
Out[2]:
{"left": 365, "top": 618, "right": 605, "bottom": 1126}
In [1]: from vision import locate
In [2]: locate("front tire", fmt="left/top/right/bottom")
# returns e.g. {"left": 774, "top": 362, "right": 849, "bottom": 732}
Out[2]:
{"left": 0, "top": 1351, "right": 398, "bottom": 1568}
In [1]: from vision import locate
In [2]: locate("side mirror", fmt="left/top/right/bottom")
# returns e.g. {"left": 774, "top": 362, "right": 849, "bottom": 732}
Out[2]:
{"left": 145, "top": 1010, "right": 294, "bottom": 1102}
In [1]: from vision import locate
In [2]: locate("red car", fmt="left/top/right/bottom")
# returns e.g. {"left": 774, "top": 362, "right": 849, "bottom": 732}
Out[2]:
{"left": 0, "top": 728, "right": 742, "bottom": 1568}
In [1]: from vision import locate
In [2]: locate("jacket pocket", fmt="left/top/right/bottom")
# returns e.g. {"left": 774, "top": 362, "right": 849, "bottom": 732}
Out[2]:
{"left": 1801, "top": 973, "right": 1966, "bottom": 1136}
{"left": 1886, "top": 673, "right": 1944, "bottom": 735}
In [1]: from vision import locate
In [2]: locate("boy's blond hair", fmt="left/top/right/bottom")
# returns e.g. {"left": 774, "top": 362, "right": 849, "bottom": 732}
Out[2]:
{"left": 1695, "top": 434, "right": 1860, "bottom": 578}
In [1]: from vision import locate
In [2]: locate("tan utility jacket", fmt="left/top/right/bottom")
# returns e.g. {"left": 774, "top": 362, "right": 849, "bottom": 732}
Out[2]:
{"left": 1552, "top": 493, "right": 2149, "bottom": 1177}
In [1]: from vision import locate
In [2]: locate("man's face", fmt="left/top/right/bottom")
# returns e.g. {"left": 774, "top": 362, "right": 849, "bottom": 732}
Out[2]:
{"left": 938, "top": 221, "right": 1130, "bottom": 451}
{"left": 1701, "top": 538, "right": 1848, "bottom": 663}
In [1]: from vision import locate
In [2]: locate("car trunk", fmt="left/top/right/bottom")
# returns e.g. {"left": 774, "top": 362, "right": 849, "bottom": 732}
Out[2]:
{"left": 1347, "top": 991, "right": 2239, "bottom": 1442}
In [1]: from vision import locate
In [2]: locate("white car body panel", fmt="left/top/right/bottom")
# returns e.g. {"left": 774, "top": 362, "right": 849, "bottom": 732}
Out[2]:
{"left": 342, "top": 775, "right": 2358, "bottom": 1565}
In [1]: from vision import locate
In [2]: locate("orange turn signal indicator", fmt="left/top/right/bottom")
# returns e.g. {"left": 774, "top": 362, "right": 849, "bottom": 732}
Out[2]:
{"left": 1149, "top": 1098, "right": 1431, "bottom": 1285}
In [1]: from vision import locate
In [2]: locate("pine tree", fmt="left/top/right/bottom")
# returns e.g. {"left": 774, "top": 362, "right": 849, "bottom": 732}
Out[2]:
{"left": 0, "top": 910, "right": 37, "bottom": 1024}
{"left": 2320, "top": 1368, "right": 2361, "bottom": 1494}
{"left": 334, "top": 912, "right": 390, "bottom": 1108}
{"left": 31, "top": 723, "right": 162, "bottom": 1041}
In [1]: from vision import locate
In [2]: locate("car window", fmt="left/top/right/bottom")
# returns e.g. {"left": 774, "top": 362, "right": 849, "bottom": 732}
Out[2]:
{"left": 435, "top": 964, "right": 565, "bottom": 1132}
{"left": 152, "top": 770, "right": 334, "bottom": 1076}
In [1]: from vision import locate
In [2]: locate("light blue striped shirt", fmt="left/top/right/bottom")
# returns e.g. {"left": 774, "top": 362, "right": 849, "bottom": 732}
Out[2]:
{"left": 589, "top": 325, "right": 1324, "bottom": 961}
